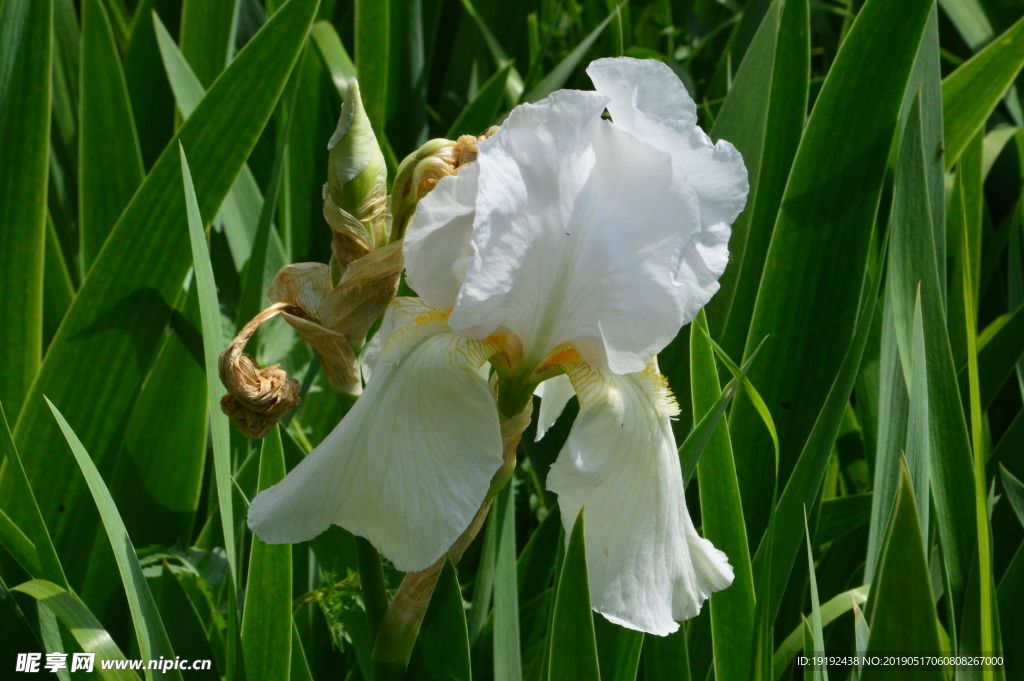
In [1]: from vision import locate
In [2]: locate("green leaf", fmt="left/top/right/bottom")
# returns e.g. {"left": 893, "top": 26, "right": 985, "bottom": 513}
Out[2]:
{"left": 957, "top": 302, "right": 1024, "bottom": 409}
{"left": 153, "top": 12, "right": 289, "bottom": 277}
{"left": 548, "top": 508, "right": 600, "bottom": 681}
{"left": 937, "top": 0, "right": 994, "bottom": 50}
{"left": 4, "top": 0, "right": 317, "bottom": 588}
{"left": 312, "top": 20, "right": 357, "bottom": 95}
{"left": 942, "top": 13, "right": 1024, "bottom": 170}
{"left": 642, "top": 630, "right": 690, "bottom": 681}
{"left": 802, "top": 508, "right": 828, "bottom": 681}
{"left": 522, "top": 0, "right": 627, "bottom": 104}
{"left": 815, "top": 493, "right": 872, "bottom": 544}
{"left": 407, "top": 558, "right": 472, "bottom": 681}
{"left": 709, "top": 0, "right": 809, "bottom": 359}
{"left": 122, "top": 0, "right": 176, "bottom": 169}
{"left": 45, "top": 398, "right": 182, "bottom": 681}
{"left": 517, "top": 505, "right": 561, "bottom": 606}
{"left": 862, "top": 461, "right": 945, "bottom": 680}
{"left": 878, "top": 93, "right": 976, "bottom": 632}
{"left": 593, "top": 616, "right": 643, "bottom": 681}
{"left": 905, "top": 289, "right": 931, "bottom": 541}
{"left": 0, "top": 0, "right": 51, "bottom": 415}
{"left": 752, "top": 223, "right": 885, "bottom": 625}
{"left": 996, "top": 542, "right": 1024, "bottom": 672}
{"left": 458, "top": 0, "right": 525, "bottom": 104}
{"left": 181, "top": 143, "right": 239, "bottom": 586}
{"left": 691, "top": 309, "right": 755, "bottom": 681}
{"left": 356, "top": 0, "right": 390, "bottom": 138}
{"left": 241, "top": 425, "right": 293, "bottom": 681}
{"left": 494, "top": 480, "right": 523, "bottom": 681}
{"left": 771, "top": 586, "right": 869, "bottom": 680}
{"left": 679, "top": 335, "right": 768, "bottom": 484}
{"left": 448, "top": 62, "right": 512, "bottom": 139}
{"left": 157, "top": 566, "right": 219, "bottom": 680}
{"left": 0, "top": 403, "right": 67, "bottom": 589}
{"left": 42, "top": 214, "right": 75, "bottom": 348}
{"left": 0, "top": 507, "right": 42, "bottom": 578}
{"left": 179, "top": 0, "right": 237, "bottom": 88}
{"left": 12, "top": 579, "right": 140, "bottom": 681}
{"left": 999, "top": 464, "right": 1024, "bottom": 528}
{"left": 79, "top": 0, "right": 145, "bottom": 271}
{"left": 729, "top": 0, "right": 934, "bottom": 550}
{"left": 470, "top": 506, "right": 499, "bottom": 643}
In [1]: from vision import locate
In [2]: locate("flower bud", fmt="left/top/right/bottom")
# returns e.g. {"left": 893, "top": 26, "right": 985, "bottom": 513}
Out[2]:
{"left": 324, "top": 79, "right": 389, "bottom": 264}
{"left": 390, "top": 127, "right": 499, "bottom": 240}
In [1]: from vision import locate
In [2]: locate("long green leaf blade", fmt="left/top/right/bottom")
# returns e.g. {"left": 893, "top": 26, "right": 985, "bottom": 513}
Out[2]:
{"left": 494, "top": 480, "right": 523, "bottom": 681}
{"left": 0, "top": 0, "right": 51, "bottom": 416}
{"left": 691, "top": 309, "right": 755, "bottom": 681}
{"left": 548, "top": 509, "right": 600, "bottom": 681}
{"left": 13, "top": 579, "right": 140, "bottom": 681}
{"left": 45, "top": 398, "right": 181, "bottom": 681}
{"left": 407, "top": 558, "right": 472, "bottom": 681}
{"left": 79, "top": 0, "right": 145, "bottom": 271}
{"left": 4, "top": 0, "right": 318, "bottom": 587}
{"left": 942, "top": 13, "right": 1024, "bottom": 170}
{"left": 240, "top": 425, "right": 293, "bottom": 681}
{"left": 729, "top": 0, "right": 934, "bottom": 550}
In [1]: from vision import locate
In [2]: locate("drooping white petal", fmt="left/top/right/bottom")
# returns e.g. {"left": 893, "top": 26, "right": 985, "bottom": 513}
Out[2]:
{"left": 248, "top": 305, "right": 503, "bottom": 572}
{"left": 547, "top": 362, "right": 734, "bottom": 635}
{"left": 533, "top": 374, "right": 576, "bottom": 442}
{"left": 587, "top": 58, "right": 746, "bottom": 319}
{"left": 448, "top": 89, "right": 704, "bottom": 375}
{"left": 404, "top": 161, "right": 480, "bottom": 310}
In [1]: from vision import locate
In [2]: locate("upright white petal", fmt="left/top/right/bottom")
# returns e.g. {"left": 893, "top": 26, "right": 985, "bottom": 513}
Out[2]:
{"left": 404, "top": 162, "right": 480, "bottom": 310}
{"left": 547, "top": 362, "right": 734, "bottom": 635}
{"left": 448, "top": 90, "right": 704, "bottom": 375}
{"left": 248, "top": 305, "right": 503, "bottom": 572}
{"left": 587, "top": 57, "right": 747, "bottom": 318}
{"left": 533, "top": 374, "right": 575, "bottom": 442}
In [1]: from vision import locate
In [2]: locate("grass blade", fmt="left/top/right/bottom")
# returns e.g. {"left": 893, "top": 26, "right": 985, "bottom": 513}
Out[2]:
{"left": 240, "top": 425, "right": 293, "bottom": 681}
{"left": 407, "top": 558, "right": 472, "bottom": 681}
{"left": 0, "top": 0, "right": 51, "bottom": 416}
{"left": 0, "top": 403, "right": 67, "bottom": 589}
{"left": 179, "top": 0, "right": 237, "bottom": 88}
{"left": 4, "top": 0, "right": 318, "bottom": 588}
{"left": 708, "top": 0, "right": 809, "bottom": 358}
{"left": 356, "top": 0, "right": 389, "bottom": 138}
{"left": 180, "top": 144, "right": 237, "bottom": 582}
{"left": 803, "top": 508, "right": 828, "bottom": 681}
{"left": 459, "top": 0, "right": 524, "bottom": 104}
{"left": 691, "top": 309, "right": 755, "bottom": 681}
{"left": 45, "top": 398, "right": 181, "bottom": 681}
{"left": 12, "top": 579, "right": 140, "bottom": 681}
{"left": 494, "top": 480, "right": 522, "bottom": 681}
{"left": 942, "top": 13, "right": 1024, "bottom": 170}
{"left": 312, "top": 21, "right": 357, "bottom": 95}
{"left": 447, "top": 62, "right": 512, "bottom": 139}
{"left": 548, "top": 509, "right": 600, "bottom": 681}
{"left": 522, "top": 0, "right": 626, "bottom": 104}
{"left": 999, "top": 464, "right": 1024, "bottom": 528}
{"left": 729, "top": 0, "right": 934, "bottom": 550}
{"left": 772, "top": 586, "right": 869, "bottom": 679}
{"left": 862, "top": 460, "right": 945, "bottom": 680}
{"left": 79, "top": 0, "right": 145, "bottom": 272}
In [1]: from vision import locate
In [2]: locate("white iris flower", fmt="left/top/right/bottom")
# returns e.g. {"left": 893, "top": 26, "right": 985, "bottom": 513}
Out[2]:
{"left": 248, "top": 57, "right": 749, "bottom": 636}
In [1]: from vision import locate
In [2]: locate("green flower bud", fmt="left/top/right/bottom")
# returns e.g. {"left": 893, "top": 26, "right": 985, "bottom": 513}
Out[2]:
{"left": 324, "top": 79, "right": 389, "bottom": 260}
{"left": 389, "top": 127, "right": 499, "bottom": 241}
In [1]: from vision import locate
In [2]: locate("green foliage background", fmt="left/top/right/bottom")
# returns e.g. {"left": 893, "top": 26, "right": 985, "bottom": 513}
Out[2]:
{"left": 1, "top": 0, "right": 1023, "bottom": 678}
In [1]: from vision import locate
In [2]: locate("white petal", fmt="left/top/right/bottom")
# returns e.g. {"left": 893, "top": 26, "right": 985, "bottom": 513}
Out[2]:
{"left": 248, "top": 306, "right": 503, "bottom": 572}
{"left": 534, "top": 374, "right": 576, "bottom": 442}
{"left": 449, "top": 89, "right": 704, "bottom": 375}
{"left": 404, "top": 161, "right": 480, "bottom": 309}
{"left": 588, "top": 57, "right": 747, "bottom": 317}
{"left": 587, "top": 57, "right": 748, "bottom": 231}
{"left": 547, "top": 362, "right": 734, "bottom": 635}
